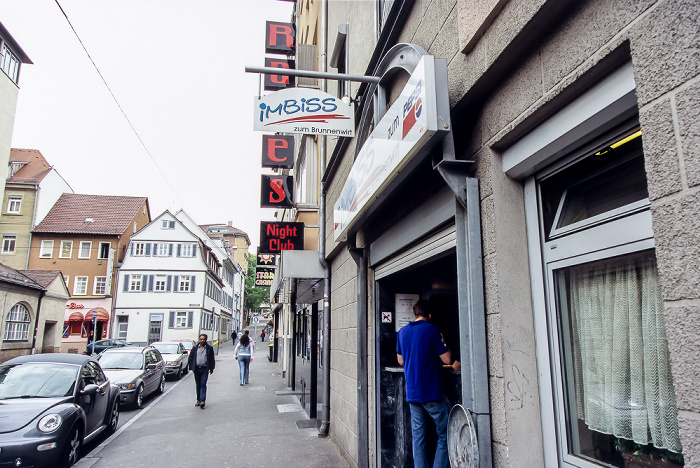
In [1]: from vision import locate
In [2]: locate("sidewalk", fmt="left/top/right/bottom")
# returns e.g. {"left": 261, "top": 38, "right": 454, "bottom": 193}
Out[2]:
{"left": 78, "top": 337, "right": 349, "bottom": 468}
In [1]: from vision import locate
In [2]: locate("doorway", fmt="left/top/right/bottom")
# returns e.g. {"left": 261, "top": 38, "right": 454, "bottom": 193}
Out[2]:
{"left": 149, "top": 314, "right": 163, "bottom": 344}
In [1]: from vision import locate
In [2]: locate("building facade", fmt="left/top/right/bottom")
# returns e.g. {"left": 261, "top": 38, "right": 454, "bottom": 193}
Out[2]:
{"left": 0, "top": 148, "right": 73, "bottom": 270}
{"left": 267, "top": 1, "right": 700, "bottom": 467}
{"left": 199, "top": 221, "right": 251, "bottom": 271}
{"left": 28, "top": 193, "right": 150, "bottom": 353}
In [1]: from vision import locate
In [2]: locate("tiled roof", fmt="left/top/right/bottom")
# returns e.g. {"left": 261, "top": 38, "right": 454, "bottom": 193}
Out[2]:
{"left": 8, "top": 149, "right": 53, "bottom": 184}
{"left": 33, "top": 193, "right": 147, "bottom": 235}
{"left": 19, "top": 270, "right": 62, "bottom": 289}
{"left": 0, "top": 264, "right": 44, "bottom": 290}
{"left": 199, "top": 223, "right": 249, "bottom": 237}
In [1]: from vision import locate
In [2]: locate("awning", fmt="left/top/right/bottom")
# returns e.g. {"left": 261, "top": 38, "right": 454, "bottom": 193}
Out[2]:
{"left": 86, "top": 308, "right": 109, "bottom": 321}
{"left": 68, "top": 311, "right": 84, "bottom": 321}
{"left": 270, "top": 250, "right": 325, "bottom": 304}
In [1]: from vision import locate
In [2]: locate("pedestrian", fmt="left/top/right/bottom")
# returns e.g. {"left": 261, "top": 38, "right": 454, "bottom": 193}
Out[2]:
{"left": 396, "top": 300, "right": 460, "bottom": 468}
{"left": 260, "top": 329, "right": 265, "bottom": 342}
{"left": 231, "top": 329, "right": 237, "bottom": 346}
{"left": 188, "top": 333, "right": 215, "bottom": 409}
{"left": 234, "top": 333, "right": 253, "bottom": 385}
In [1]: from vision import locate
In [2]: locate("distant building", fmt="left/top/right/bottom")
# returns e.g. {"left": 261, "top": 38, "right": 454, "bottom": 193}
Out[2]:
{"left": 0, "top": 22, "right": 32, "bottom": 198}
{"left": 28, "top": 193, "right": 150, "bottom": 353}
{"left": 0, "top": 149, "right": 73, "bottom": 269}
{"left": 199, "top": 221, "right": 250, "bottom": 270}
{"left": 0, "top": 264, "right": 69, "bottom": 362}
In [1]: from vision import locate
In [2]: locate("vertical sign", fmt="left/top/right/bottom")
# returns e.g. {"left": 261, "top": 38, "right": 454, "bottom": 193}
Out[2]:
{"left": 259, "top": 221, "right": 304, "bottom": 254}
{"left": 260, "top": 175, "right": 294, "bottom": 208}
{"left": 265, "top": 57, "right": 295, "bottom": 90}
{"left": 265, "top": 21, "right": 295, "bottom": 55}
{"left": 262, "top": 134, "right": 294, "bottom": 168}
{"left": 255, "top": 267, "right": 275, "bottom": 287}
{"left": 257, "top": 251, "right": 278, "bottom": 266}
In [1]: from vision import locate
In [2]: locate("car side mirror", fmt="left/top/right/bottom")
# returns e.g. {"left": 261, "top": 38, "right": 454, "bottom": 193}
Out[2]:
{"left": 146, "top": 363, "right": 157, "bottom": 370}
{"left": 81, "top": 384, "right": 100, "bottom": 396}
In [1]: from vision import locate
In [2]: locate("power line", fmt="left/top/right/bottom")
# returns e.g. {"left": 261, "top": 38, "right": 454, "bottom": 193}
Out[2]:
{"left": 52, "top": 0, "right": 183, "bottom": 206}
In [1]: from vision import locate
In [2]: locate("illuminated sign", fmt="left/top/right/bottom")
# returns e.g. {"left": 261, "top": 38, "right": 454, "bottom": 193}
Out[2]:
{"left": 334, "top": 56, "right": 445, "bottom": 241}
{"left": 255, "top": 267, "right": 275, "bottom": 287}
{"left": 265, "top": 57, "right": 295, "bottom": 90}
{"left": 253, "top": 88, "right": 354, "bottom": 136}
{"left": 259, "top": 221, "right": 304, "bottom": 254}
{"left": 257, "top": 252, "right": 277, "bottom": 266}
{"left": 260, "top": 175, "right": 294, "bottom": 208}
{"left": 262, "top": 134, "right": 294, "bottom": 168}
{"left": 265, "top": 21, "right": 295, "bottom": 55}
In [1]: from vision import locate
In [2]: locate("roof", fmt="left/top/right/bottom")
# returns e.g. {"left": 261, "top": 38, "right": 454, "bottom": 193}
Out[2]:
{"left": 0, "top": 263, "right": 44, "bottom": 290}
{"left": 7, "top": 149, "right": 53, "bottom": 184}
{"left": 2, "top": 353, "right": 94, "bottom": 366}
{"left": 18, "top": 270, "right": 63, "bottom": 289}
{"left": 0, "top": 21, "right": 32, "bottom": 64}
{"left": 199, "top": 223, "right": 250, "bottom": 242}
{"left": 33, "top": 193, "right": 148, "bottom": 235}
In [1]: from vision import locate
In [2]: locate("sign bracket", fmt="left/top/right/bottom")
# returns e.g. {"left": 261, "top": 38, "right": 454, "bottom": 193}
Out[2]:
{"left": 245, "top": 65, "right": 380, "bottom": 87}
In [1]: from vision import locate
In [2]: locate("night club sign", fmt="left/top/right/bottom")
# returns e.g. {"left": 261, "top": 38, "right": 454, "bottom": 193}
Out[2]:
{"left": 259, "top": 221, "right": 304, "bottom": 254}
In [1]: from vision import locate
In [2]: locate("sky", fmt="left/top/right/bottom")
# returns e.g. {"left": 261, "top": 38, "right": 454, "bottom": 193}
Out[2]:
{"left": 0, "top": 0, "right": 295, "bottom": 249}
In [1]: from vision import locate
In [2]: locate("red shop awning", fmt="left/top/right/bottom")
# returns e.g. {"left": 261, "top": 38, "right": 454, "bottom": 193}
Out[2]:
{"left": 68, "top": 311, "right": 84, "bottom": 321}
{"left": 86, "top": 308, "right": 109, "bottom": 321}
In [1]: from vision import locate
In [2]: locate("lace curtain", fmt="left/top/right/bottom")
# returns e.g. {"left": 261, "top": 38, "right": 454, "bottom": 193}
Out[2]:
{"left": 566, "top": 252, "right": 682, "bottom": 452}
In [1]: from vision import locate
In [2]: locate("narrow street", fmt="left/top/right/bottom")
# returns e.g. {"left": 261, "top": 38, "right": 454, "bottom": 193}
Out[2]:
{"left": 75, "top": 338, "right": 348, "bottom": 468}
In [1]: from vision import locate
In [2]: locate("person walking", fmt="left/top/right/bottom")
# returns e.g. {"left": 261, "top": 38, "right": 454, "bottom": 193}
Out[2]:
{"left": 188, "top": 334, "right": 215, "bottom": 409}
{"left": 234, "top": 333, "right": 253, "bottom": 385}
{"left": 260, "top": 329, "right": 265, "bottom": 342}
{"left": 396, "top": 300, "right": 460, "bottom": 468}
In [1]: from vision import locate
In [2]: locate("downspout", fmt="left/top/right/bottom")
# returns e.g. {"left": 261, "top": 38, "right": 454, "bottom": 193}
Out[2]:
{"left": 318, "top": 0, "right": 332, "bottom": 438}
{"left": 349, "top": 246, "right": 369, "bottom": 467}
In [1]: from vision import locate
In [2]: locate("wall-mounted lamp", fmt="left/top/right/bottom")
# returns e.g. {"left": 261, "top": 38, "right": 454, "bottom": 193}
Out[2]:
{"left": 329, "top": 24, "right": 348, "bottom": 69}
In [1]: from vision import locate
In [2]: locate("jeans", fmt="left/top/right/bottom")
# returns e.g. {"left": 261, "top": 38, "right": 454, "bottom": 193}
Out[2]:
{"left": 193, "top": 367, "right": 209, "bottom": 402}
{"left": 408, "top": 395, "right": 451, "bottom": 468}
{"left": 238, "top": 356, "right": 250, "bottom": 384}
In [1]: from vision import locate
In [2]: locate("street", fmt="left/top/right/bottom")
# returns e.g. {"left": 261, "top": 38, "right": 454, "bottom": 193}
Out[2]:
{"left": 75, "top": 337, "right": 348, "bottom": 468}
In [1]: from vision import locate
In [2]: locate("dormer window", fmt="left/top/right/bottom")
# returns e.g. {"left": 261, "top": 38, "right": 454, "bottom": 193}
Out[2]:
{"left": 162, "top": 220, "right": 175, "bottom": 229}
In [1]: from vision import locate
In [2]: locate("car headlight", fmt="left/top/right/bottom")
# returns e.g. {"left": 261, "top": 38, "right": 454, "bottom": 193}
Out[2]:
{"left": 119, "top": 383, "right": 136, "bottom": 390}
{"left": 166, "top": 361, "right": 177, "bottom": 366}
{"left": 38, "top": 414, "right": 62, "bottom": 433}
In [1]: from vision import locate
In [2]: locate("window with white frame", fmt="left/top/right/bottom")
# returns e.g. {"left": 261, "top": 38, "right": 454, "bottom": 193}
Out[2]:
{"left": 73, "top": 276, "right": 88, "bottom": 295}
{"left": 98, "top": 242, "right": 110, "bottom": 259}
{"left": 94, "top": 276, "right": 107, "bottom": 295}
{"left": 133, "top": 242, "right": 146, "bottom": 256}
{"left": 175, "top": 311, "right": 188, "bottom": 328}
{"left": 181, "top": 243, "right": 194, "bottom": 257}
{"left": 117, "top": 315, "right": 128, "bottom": 340}
{"left": 59, "top": 240, "right": 73, "bottom": 258}
{"left": 2, "top": 234, "right": 16, "bottom": 254}
{"left": 6, "top": 196, "right": 21, "bottom": 214}
{"left": 179, "top": 275, "right": 192, "bottom": 292}
{"left": 78, "top": 241, "right": 91, "bottom": 259}
{"left": 154, "top": 275, "right": 167, "bottom": 292}
{"left": 40, "top": 240, "right": 53, "bottom": 258}
{"left": 156, "top": 243, "right": 171, "bottom": 257}
{"left": 129, "top": 274, "right": 142, "bottom": 292}
{"left": 1, "top": 43, "right": 21, "bottom": 84}
{"left": 162, "top": 220, "right": 175, "bottom": 229}
{"left": 3, "top": 303, "right": 30, "bottom": 340}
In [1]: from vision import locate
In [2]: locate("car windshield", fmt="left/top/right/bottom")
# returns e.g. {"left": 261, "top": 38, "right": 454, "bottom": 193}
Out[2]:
{"left": 153, "top": 344, "right": 180, "bottom": 354}
{"left": 98, "top": 352, "right": 144, "bottom": 370}
{"left": 0, "top": 363, "right": 79, "bottom": 399}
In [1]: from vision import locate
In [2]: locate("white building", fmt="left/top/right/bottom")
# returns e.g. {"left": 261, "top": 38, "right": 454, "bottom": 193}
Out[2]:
{"left": 113, "top": 210, "right": 239, "bottom": 347}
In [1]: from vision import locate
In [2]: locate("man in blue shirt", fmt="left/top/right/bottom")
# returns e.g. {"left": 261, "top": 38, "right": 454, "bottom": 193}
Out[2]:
{"left": 397, "top": 300, "right": 460, "bottom": 468}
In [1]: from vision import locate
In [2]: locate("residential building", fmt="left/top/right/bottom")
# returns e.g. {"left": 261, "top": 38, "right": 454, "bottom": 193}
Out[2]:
{"left": 199, "top": 221, "right": 251, "bottom": 271}
{"left": 114, "top": 210, "right": 238, "bottom": 348}
{"left": 0, "top": 264, "right": 69, "bottom": 361}
{"left": 0, "top": 148, "right": 73, "bottom": 269}
{"left": 28, "top": 193, "right": 150, "bottom": 353}
{"left": 267, "top": 1, "right": 700, "bottom": 467}
{"left": 0, "top": 22, "right": 32, "bottom": 198}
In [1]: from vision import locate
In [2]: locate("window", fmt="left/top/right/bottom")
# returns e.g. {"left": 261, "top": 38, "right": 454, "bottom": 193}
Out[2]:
{"left": 1, "top": 43, "right": 20, "bottom": 84}
{"left": 3, "top": 303, "right": 30, "bottom": 340}
{"left": 129, "top": 275, "right": 142, "bottom": 292}
{"left": 64, "top": 276, "right": 69, "bottom": 288}
{"left": 94, "top": 277, "right": 107, "bottom": 295}
{"left": 6, "top": 196, "right": 21, "bottom": 214}
{"left": 78, "top": 241, "right": 92, "bottom": 259}
{"left": 98, "top": 242, "right": 110, "bottom": 259}
{"left": 175, "top": 311, "right": 188, "bottom": 328}
{"left": 40, "top": 240, "right": 54, "bottom": 258}
{"left": 2, "top": 234, "right": 16, "bottom": 254}
{"left": 180, "top": 243, "right": 194, "bottom": 257}
{"left": 59, "top": 240, "right": 73, "bottom": 258}
{"left": 179, "top": 275, "right": 192, "bottom": 292}
{"left": 161, "top": 220, "right": 175, "bottom": 229}
{"left": 73, "top": 276, "right": 88, "bottom": 295}
{"left": 133, "top": 242, "right": 146, "bottom": 256}
{"left": 117, "top": 316, "right": 128, "bottom": 340}
{"left": 154, "top": 275, "right": 167, "bottom": 292}
{"left": 157, "top": 243, "right": 171, "bottom": 257}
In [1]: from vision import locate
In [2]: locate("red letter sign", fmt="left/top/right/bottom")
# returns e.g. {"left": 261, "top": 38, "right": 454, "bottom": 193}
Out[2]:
{"left": 262, "top": 135, "right": 294, "bottom": 168}
{"left": 265, "top": 21, "right": 295, "bottom": 55}
{"left": 260, "top": 175, "right": 294, "bottom": 208}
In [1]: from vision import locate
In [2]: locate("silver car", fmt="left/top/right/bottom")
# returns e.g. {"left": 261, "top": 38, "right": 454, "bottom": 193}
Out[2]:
{"left": 150, "top": 342, "right": 189, "bottom": 379}
{"left": 97, "top": 347, "right": 165, "bottom": 409}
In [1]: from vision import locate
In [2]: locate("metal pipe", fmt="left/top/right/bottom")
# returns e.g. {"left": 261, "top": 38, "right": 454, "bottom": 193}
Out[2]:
{"left": 245, "top": 65, "right": 380, "bottom": 84}
{"left": 349, "top": 247, "right": 369, "bottom": 467}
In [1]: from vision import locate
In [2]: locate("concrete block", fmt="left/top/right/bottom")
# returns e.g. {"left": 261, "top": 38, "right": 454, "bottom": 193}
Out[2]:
{"left": 484, "top": 254, "right": 500, "bottom": 316}
{"left": 491, "top": 441, "right": 510, "bottom": 468}
{"left": 678, "top": 412, "right": 700, "bottom": 468}
{"left": 474, "top": 147, "right": 494, "bottom": 200}
{"left": 398, "top": 0, "right": 431, "bottom": 44}
{"left": 639, "top": 98, "right": 683, "bottom": 200}
{"left": 429, "top": 6, "right": 461, "bottom": 62}
{"left": 651, "top": 192, "right": 700, "bottom": 300}
{"left": 447, "top": 46, "right": 484, "bottom": 107}
{"left": 630, "top": 0, "right": 700, "bottom": 107}
{"left": 489, "top": 376, "right": 508, "bottom": 445}
{"left": 675, "top": 80, "right": 700, "bottom": 188}
{"left": 487, "top": 313, "right": 504, "bottom": 378}
{"left": 483, "top": 0, "right": 544, "bottom": 70}
{"left": 664, "top": 305, "right": 700, "bottom": 413}
{"left": 411, "top": 0, "right": 458, "bottom": 53}
{"left": 481, "top": 195, "right": 497, "bottom": 256}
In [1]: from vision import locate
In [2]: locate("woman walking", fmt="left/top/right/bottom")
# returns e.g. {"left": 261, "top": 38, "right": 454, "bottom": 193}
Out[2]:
{"left": 234, "top": 333, "right": 253, "bottom": 385}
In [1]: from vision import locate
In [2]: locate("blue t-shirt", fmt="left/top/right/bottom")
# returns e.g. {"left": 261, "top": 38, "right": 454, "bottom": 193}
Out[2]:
{"left": 396, "top": 320, "right": 448, "bottom": 402}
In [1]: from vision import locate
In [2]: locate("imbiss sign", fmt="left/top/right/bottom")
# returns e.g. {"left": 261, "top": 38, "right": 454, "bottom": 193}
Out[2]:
{"left": 259, "top": 222, "right": 304, "bottom": 254}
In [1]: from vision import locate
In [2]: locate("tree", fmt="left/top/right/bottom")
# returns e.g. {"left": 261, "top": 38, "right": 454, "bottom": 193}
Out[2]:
{"left": 245, "top": 255, "right": 270, "bottom": 312}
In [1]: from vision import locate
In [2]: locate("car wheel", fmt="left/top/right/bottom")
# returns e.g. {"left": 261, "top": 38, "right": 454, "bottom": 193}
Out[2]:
{"left": 176, "top": 365, "right": 184, "bottom": 380}
{"left": 157, "top": 374, "right": 165, "bottom": 394}
{"left": 134, "top": 384, "right": 144, "bottom": 409}
{"left": 106, "top": 399, "right": 119, "bottom": 434}
{"left": 59, "top": 425, "right": 81, "bottom": 468}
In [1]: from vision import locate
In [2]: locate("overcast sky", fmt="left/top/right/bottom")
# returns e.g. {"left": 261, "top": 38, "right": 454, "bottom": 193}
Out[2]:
{"left": 0, "top": 0, "right": 294, "bottom": 249}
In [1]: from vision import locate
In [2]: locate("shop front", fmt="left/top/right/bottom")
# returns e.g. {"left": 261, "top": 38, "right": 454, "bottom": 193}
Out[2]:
{"left": 60, "top": 298, "right": 113, "bottom": 353}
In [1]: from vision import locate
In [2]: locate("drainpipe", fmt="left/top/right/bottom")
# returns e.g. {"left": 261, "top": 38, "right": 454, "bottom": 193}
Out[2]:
{"left": 349, "top": 246, "right": 369, "bottom": 467}
{"left": 318, "top": 0, "right": 332, "bottom": 439}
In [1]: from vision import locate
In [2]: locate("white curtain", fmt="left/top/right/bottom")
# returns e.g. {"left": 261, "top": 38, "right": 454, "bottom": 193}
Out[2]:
{"left": 566, "top": 252, "right": 682, "bottom": 452}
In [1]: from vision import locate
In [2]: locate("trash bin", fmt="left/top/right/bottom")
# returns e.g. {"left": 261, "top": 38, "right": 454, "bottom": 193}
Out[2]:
{"left": 268, "top": 343, "right": 274, "bottom": 362}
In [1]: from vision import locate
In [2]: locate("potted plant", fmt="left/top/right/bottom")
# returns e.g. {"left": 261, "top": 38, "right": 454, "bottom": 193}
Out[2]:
{"left": 614, "top": 438, "right": 684, "bottom": 467}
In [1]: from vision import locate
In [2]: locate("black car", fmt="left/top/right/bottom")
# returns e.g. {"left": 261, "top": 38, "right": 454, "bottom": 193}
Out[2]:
{"left": 0, "top": 353, "right": 120, "bottom": 468}
{"left": 83, "top": 339, "right": 131, "bottom": 355}
{"left": 97, "top": 346, "right": 166, "bottom": 408}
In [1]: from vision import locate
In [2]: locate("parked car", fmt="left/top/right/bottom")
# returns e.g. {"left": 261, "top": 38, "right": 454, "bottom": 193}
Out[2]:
{"left": 151, "top": 341, "right": 188, "bottom": 379}
{"left": 173, "top": 339, "right": 196, "bottom": 355}
{"left": 0, "top": 353, "right": 120, "bottom": 468}
{"left": 97, "top": 347, "right": 165, "bottom": 409}
{"left": 83, "top": 339, "right": 131, "bottom": 355}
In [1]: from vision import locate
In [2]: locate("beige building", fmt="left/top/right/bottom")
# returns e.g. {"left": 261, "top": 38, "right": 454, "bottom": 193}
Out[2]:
{"left": 0, "top": 149, "right": 73, "bottom": 270}
{"left": 28, "top": 194, "right": 150, "bottom": 353}
{"left": 199, "top": 222, "right": 251, "bottom": 270}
